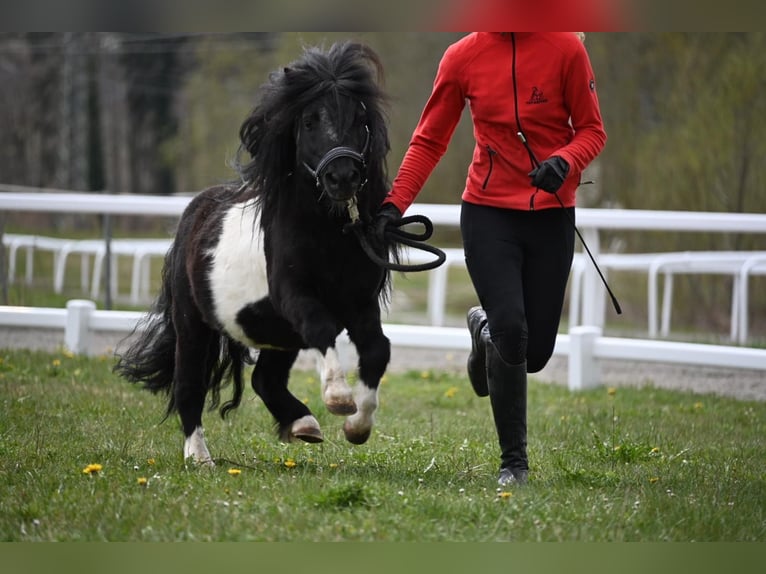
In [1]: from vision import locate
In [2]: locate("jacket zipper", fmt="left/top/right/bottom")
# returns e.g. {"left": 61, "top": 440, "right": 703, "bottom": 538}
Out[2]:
{"left": 482, "top": 145, "right": 496, "bottom": 189}
{"left": 511, "top": 33, "right": 538, "bottom": 211}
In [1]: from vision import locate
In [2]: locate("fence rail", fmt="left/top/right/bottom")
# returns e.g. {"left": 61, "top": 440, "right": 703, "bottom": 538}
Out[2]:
{"left": 1, "top": 300, "right": 765, "bottom": 392}
{"left": 3, "top": 186, "right": 766, "bottom": 331}
{"left": 2, "top": 187, "right": 766, "bottom": 390}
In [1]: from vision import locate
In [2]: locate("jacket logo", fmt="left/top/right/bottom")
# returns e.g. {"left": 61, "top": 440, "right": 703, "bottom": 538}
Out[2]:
{"left": 526, "top": 87, "right": 548, "bottom": 104}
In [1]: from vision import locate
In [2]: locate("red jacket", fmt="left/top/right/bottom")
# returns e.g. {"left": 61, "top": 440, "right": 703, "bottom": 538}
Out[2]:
{"left": 386, "top": 32, "right": 607, "bottom": 213}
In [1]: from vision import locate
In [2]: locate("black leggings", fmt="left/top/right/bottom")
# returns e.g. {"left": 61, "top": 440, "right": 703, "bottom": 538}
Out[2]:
{"left": 460, "top": 201, "right": 575, "bottom": 373}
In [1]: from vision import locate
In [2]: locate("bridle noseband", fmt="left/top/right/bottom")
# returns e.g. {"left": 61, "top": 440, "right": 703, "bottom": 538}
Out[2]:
{"left": 302, "top": 123, "right": 370, "bottom": 192}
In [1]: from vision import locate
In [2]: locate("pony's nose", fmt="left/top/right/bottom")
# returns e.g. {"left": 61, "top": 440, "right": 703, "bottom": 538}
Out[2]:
{"left": 322, "top": 165, "right": 362, "bottom": 199}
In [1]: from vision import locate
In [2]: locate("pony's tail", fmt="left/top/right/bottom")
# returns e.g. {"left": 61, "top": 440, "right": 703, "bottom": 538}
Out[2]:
{"left": 113, "top": 255, "right": 178, "bottom": 417}
{"left": 208, "top": 336, "right": 249, "bottom": 420}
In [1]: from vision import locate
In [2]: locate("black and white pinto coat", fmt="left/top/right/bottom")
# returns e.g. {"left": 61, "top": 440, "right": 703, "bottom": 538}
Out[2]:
{"left": 115, "top": 41, "right": 397, "bottom": 465}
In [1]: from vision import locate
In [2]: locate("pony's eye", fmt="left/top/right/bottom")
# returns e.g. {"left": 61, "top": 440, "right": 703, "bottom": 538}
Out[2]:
{"left": 303, "top": 111, "right": 320, "bottom": 131}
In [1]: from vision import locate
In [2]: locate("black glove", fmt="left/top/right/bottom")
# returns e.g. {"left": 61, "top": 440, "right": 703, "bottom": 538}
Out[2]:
{"left": 373, "top": 202, "right": 402, "bottom": 245}
{"left": 528, "top": 156, "right": 570, "bottom": 193}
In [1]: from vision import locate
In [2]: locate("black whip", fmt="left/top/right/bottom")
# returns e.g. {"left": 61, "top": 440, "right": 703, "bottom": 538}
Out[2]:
{"left": 518, "top": 131, "right": 622, "bottom": 315}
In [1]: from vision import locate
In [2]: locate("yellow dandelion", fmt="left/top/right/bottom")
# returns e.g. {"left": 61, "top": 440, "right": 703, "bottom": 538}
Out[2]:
{"left": 284, "top": 459, "right": 297, "bottom": 468}
{"left": 63, "top": 350, "right": 75, "bottom": 359}
{"left": 649, "top": 476, "right": 660, "bottom": 483}
{"left": 329, "top": 463, "right": 338, "bottom": 469}
{"left": 227, "top": 468, "right": 242, "bottom": 476}
{"left": 694, "top": 402, "right": 704, "bottom": 411}
{"left": 82, "top": 463, "right": 103, "bottom": 475}
{"left": 650, "top": 447, "right": 660, "bottom": 454}
{"left": 420, "top": 371, "right": 430, "bottom": 379}
{"left": 147, "top": 458, "right": 156, "bottom": 466}
{"left": 302, "top": 397, "right": 309, "bottom": 405}
{"left": 444, "top": 386, "right": 458, "bottom": 398}
{"left": 498, "top": 491, "right": 513, "bottom": 499}
{"left": 607, "top": 387, "right": 617, "bottom": 396}
{"left": 52, "top": 359, "right": 61, "bottom": 367}
{"left": 137, "top": 477, "right": 148, "bottom": 486}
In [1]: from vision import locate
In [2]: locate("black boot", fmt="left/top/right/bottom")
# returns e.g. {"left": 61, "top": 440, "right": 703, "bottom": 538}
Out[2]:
{"left": 466, "top": 306, "right": 490, "bottom": 397}
{"left": 486, "top": 341, "right": 528, "bottom": 486}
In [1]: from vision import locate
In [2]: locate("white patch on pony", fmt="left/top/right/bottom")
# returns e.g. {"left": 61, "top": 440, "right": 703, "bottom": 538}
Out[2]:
{"left": 320, "top": 107, "right": 339, "bottom": 142}
{"left": 343, "top": 382, "right": 378, "bottom": 442}
{"left": 313, "top": 347, "right": 356, "bottom": 415}
{"left": 184, "top": 426, "right": 214, "bottom": 466}
{"left": 208, "top": 200, "right": 268, "bottom": 347}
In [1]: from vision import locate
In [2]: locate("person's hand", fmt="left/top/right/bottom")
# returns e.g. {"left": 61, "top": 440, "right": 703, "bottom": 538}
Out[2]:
{"left": 528, "top": 156, "right": 570, "bottom": 193}
{"left": 373, "top": 202, "right": 402, "bottom": 245}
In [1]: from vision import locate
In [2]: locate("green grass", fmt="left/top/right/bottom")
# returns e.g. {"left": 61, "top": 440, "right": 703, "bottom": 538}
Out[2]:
{"left": 0, "top": 348, "right": 763, "bottom": 541}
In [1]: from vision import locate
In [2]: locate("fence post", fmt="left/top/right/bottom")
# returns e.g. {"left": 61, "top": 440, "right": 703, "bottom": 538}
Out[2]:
{"left": 65, "top": 299, "right": 96, "bottom": 355}
{"left": 568, "top": 325, "right": 601, "bottom": 391}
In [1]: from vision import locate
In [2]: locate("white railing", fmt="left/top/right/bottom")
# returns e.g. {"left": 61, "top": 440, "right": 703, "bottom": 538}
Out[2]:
{"left": 1, "top": 299, "right": 764, "bottom": 391}
{"left": 2, "top": 187, "right": 766, "bottom": 389}
{"left": 3, "top": 187, "right": 766, "bottom": 334}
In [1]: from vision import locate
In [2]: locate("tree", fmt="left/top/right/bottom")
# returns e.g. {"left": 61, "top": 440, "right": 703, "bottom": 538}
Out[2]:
{"left": 167, "top": 33, "right": 276, "bottom": 193}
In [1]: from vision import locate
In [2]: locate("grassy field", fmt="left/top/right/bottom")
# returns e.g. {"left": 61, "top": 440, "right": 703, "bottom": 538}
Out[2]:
{"left": 0, "top": 347, "right": 763, "bottom": 542}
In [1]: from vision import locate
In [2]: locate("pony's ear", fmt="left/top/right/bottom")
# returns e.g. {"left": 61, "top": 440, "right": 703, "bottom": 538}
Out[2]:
{"left": 269, "top": 67, "right": 291, "bottom": 84}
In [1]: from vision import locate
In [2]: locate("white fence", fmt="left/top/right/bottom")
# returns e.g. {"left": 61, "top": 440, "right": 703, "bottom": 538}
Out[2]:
{"left": 3, "top": 186, "right": 766, "bottom": 338}
{"left": 2, "top": 187, "right": 766, "bottom": 390}
{"left": 1, "top": 299, "right": 765, "bottom": 391}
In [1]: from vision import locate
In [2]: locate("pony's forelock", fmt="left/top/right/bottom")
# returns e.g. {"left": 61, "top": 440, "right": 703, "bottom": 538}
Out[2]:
{"left": 236, "top": 41, "right": 389, "bottom": 205}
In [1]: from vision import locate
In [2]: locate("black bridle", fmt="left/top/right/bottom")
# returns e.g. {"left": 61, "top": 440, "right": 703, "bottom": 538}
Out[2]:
{"left": 302, "top": 99, "right": 371, "bottom": 193}
{"left": 300, "top": 107, "right": 445, "bottom": 273}
{"left": 302, "top": 124, "right": 371, "bottom": 191}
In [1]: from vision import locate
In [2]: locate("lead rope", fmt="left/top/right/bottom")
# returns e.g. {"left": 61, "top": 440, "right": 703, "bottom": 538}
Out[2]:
{"left": 345, "top": 197, "right": 446, "bottom": 272}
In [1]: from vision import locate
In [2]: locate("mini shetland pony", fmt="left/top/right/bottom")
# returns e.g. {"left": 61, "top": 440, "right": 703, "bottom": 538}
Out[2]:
{"left": 115, "top": 42, "right": 397, "bottom": 465}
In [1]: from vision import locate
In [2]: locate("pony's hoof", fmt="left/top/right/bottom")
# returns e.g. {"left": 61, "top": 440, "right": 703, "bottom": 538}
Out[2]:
{"left": 183, "top": 427, "right": 214, "bottom": 467}
{"left": 284, "top": 415, "right": 324, "bottom": 443}
{"left": 294, "top": 427, "right": 324, "bottom": 443}
{"left": 325, "top": 399, "right": 357, "bottom": 416}
{"left": 342, "top": 420, "right": 371, "bottom": 445}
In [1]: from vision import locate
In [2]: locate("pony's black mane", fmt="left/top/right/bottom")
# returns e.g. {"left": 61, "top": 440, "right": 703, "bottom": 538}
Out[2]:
{"left": 236, "top": 41, "right": 390, "bottom": 223}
